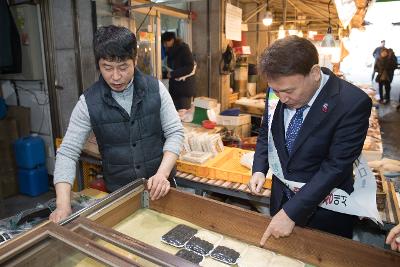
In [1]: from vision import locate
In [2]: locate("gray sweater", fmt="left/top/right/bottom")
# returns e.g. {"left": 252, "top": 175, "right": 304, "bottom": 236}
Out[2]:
{"left": 53, "top": 80, "right": 184, "bottom": 186}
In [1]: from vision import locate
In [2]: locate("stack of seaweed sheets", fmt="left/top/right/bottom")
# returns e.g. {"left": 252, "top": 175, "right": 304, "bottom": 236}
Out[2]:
{"left": 161, "top": 224, "right": 306, "bottom": 266}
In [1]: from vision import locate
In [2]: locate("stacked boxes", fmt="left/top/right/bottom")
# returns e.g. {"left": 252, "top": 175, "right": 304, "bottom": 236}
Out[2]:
{"left": 216, "top": 114, "right": 251, "bottom": 138}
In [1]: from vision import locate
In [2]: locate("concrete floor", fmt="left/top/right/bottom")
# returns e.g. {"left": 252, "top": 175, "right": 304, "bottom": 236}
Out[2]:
{"left": 0, "top": 189, "right": 55, "bottom": 220}
{"left": 378, "top": 101, "right": 400, "bottom": 160}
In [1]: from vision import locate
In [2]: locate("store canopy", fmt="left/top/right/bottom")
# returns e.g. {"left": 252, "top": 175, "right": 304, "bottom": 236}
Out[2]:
{"left": 239, "top": 0, "right": 371, "bottom": 35}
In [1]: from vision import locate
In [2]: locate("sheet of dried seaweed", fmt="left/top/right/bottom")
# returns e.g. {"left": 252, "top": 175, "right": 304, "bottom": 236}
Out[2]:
{"left": 161, "top": 224, "right": 198, "bottom": 247}
{"left": 176, "top": 249, "right": 204, "bottom": 265}
{"left": 185, "top": 236, "right": 214, "bottom": 256}
{"left": 211, "top": 245, "right": 241, "bottom": 265}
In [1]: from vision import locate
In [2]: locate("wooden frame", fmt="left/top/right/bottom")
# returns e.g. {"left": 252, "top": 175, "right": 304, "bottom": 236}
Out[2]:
{"left": 69, "top": 217, "right": 197, "bottom": 267}
{"left": 84, "top": 183, "right": 400, "bottom": 267}
{"left": 1, "top": 180, "right": 399, "bottom": 266}
{"left": 0, "top": 223, "right": 141, "bottom": 267}
{"left": 149, "top": 188, "right": 400, "bottom": 266}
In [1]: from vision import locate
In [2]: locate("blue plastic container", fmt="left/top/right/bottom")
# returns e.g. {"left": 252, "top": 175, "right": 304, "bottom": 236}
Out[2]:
{"left": 17, "top": 166, "right": 49, "bottom": 197}
{"left": 14, "top": 136, "right": 46, "bottom": 169}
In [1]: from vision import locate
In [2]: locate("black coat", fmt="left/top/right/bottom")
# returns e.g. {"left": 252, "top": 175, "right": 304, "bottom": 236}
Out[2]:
{"left": 375, "top": 57, "right": 391, "bottom": 82}
{"left": 166, "top": 40, "right": 196, "bottom": 98}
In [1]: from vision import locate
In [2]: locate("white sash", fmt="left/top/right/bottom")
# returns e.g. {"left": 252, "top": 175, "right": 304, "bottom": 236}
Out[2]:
{"left": 267, "top": 101, "right": 382, "bottom": 224}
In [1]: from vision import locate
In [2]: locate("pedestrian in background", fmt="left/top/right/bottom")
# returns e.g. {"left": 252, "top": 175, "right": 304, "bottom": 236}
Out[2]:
{"left": 375, "top": 48, "right": 392, "bottom": 104}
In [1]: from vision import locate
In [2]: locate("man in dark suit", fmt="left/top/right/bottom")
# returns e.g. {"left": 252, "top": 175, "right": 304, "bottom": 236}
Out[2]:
{"left": 249, "top": 36, "right": 372, "bottom": 245}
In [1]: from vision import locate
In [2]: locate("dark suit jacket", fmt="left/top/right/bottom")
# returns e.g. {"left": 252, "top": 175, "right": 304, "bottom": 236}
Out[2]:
{"left": 253, "top": 68, "right": 372, "bottom": 234}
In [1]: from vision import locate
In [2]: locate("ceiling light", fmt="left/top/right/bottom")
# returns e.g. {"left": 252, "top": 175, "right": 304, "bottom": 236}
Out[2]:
{"left": 262, "top": 11, "right": 273, "bottom": 26}
{"left": 321, "top": 0, "right": 336, "bottom": 47}
{"left": 321, "top": 26, "right": 336, "bottom": 47}
{"left": 297, "top": 31, "right": 304, "bottom": 38}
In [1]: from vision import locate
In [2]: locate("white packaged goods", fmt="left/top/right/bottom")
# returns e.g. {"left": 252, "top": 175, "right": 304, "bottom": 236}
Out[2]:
{"left": 182, "top": 130, "right": 224, "bottom": 157}
{"left": 240, "top": 151, "right": 254, "bottom": 170}
{"left": 268, "top": 255, "right": 305, "bottom": 267}
{"left": 238, "top": 246, "right": 275, "bottom": 267}
{"left": 194, "top": 97, "right": 218, "bottom": 109}
{"left": 181, "top": 152, "right": 213, "bottom": 164}
{"left": 216, "top": 114, "right": 251, "bottom": 126}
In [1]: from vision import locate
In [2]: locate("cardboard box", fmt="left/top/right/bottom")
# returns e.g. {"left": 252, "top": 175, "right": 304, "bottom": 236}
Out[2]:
{"left": 217, "top": 114, "right": 251, "bottom": 138}
{"left": 83, "top": 132, "right": 101, "bottom": 159}
{"left": 0, "top": 140, "right": 16, "bottom": 173}
{"left": 194, "top": 97, "right": 218, "bottom": 109}
{"left": 0, "top": 119, "right": 19, "bottom": 142}
{"left": 6, "top": 106, "right": 31, "bottom": 137}
{"left": 216, "top": 114, "right": 251, "bottom": 126}
{"left": 0, "top": 170, "right": 18, "bottom": 198}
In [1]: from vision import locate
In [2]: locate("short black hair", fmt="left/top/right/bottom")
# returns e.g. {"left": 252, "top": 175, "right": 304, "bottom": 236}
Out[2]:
{"left": 259, "top": 36, "right": 319, "bottom": 80}
{"left": 93, "top": 25, "right": 137, "bottom": 68}
{"left": 161, "top": 31, "right": 176, "bottom": 43}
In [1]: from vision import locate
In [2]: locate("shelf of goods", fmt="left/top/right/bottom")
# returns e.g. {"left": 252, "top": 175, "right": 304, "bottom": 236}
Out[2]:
{"left": 177, "top": 147, "right": 271, "bottom": 189}
{"left": 56, "top": 136, "right": 102, "bottom": 192}
{"left": 1, "top": 179, "right": 399, "bottom": 266}
{"left": 363, "top": 108, "right": 383, "bottom": 162}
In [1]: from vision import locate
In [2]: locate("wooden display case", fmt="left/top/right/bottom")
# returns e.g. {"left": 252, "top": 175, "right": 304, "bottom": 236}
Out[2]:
{"left": 1, "top": 179, "right": 399, "bottom": 266}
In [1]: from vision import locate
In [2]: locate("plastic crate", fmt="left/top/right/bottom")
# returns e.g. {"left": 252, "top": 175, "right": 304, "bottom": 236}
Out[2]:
{"left": 177, "top": 147, "right": 271, "bottom": 188}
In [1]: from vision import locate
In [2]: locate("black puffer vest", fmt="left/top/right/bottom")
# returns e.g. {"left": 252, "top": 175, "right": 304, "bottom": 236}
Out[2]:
{"left": 84, "top": 69, "right": 164, "bottom": 192}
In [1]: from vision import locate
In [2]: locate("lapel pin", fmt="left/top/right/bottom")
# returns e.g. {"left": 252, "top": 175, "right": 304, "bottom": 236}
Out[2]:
{"left": 322, "top": 103, "right": 329, "bottom": 113}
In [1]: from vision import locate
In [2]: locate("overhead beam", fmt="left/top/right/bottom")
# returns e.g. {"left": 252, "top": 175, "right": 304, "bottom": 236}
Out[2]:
{"left": 243, "top": 3, "right": 268, "bottom": 23}
{"left": 282, "top": 0, "right": 287, "bottom": 26}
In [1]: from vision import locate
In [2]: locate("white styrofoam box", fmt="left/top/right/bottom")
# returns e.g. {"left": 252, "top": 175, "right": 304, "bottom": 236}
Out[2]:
{"left": 216, "top": 114, "right": 251, "bottom": 126}
{"left": 193, "top": 97, "right": 218, "bottom": 109}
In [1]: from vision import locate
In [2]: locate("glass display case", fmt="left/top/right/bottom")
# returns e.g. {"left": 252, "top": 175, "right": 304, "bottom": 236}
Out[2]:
{"left": 1, "top": 179, "right": 399, "bottom": 267}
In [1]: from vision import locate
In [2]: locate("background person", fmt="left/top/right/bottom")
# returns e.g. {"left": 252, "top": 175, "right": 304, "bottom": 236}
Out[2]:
{"left": 161, "top": 31, "right": 196, "bottom": 110}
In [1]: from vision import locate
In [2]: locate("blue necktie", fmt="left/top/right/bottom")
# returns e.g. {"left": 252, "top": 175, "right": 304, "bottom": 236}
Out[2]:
{"left": 286, "top": 105, "right": 309, "bottom": 154}
{"left": 282, "top": 105, "right": 308, "bottom": 200}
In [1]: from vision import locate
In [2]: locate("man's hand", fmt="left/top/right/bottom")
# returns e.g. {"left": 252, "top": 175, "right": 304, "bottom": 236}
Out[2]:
{"left": 249, "top": 172, "right": 266, "bottom": 195}
{"left": 148, "top": 173, "right": 171, "bottom": 201}
{"left": 49, "top": 182, "right": 72, "bottom": 223}
{"left": 260, "top": 209, "right": 295, "bottom": 246}
{"left": 49, "top": 206, "right": 72, "bottom": 223}
{"left": 386, "top": 224, "right": 400, "bottom": 252}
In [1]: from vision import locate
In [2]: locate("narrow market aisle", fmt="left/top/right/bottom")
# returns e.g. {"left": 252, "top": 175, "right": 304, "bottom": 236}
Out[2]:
{"left": 377, "top": 72, "right": 400, "bottom": 160}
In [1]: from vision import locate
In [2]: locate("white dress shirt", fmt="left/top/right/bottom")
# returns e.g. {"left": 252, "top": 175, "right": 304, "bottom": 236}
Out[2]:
{"left": 284, "top": 71, "right": 330, "bottom": 133}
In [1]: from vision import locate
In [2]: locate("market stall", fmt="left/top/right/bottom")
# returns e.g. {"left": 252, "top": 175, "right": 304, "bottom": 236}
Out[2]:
{"left": 1, "top": 180, "right": 399, "bottom": 266}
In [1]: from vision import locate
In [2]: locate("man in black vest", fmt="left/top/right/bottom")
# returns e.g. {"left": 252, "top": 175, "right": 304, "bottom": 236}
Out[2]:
{"left": 50, "top": 26, "right": 184, "bottom": 223}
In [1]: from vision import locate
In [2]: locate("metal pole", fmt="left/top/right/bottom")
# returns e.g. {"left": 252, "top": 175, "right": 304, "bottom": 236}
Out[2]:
{"left": 207, "top": 0, "right": 211, "bottom": 97}
{"left": 39, "top": 0, "right": 62, "bottom": 140}
{"left": 71, "top": 0, "right": 84, "bottom": 95}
